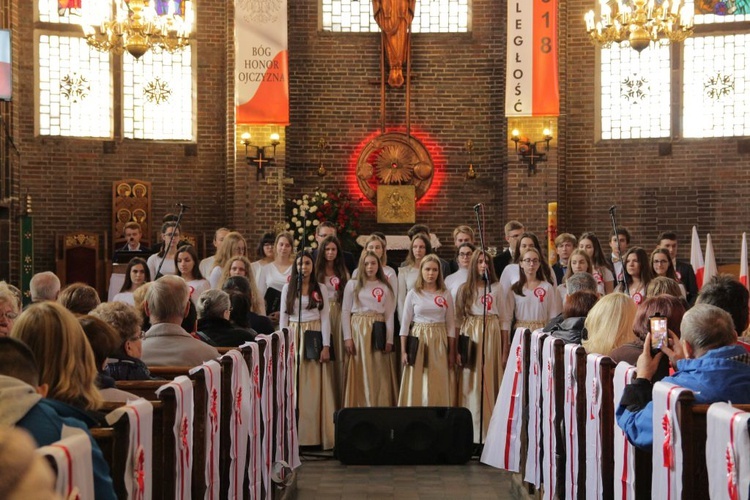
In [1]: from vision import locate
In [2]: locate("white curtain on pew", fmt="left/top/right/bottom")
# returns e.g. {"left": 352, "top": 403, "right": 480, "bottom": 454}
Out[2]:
{"left": 524, "top": 329, "right": 547, "bottom": 488}
{"left": 541, "top": 336, "right": 562, "bottom": 500}
{"left": 652, "top": 382, "right": 691, "bottom": 500}
{"left": 156, "top": 375, "right": 194, "bottom": 500}
{"left": 221, "top": 349, "right": 251, "bottom": 500}
{"left": 244, "top": 342, "right": 263, "bottom": 499}
{"left": 105, "top": 398, "right": 154, "bottom": 500}
{"left": 256, "top": 334, "right": 274, "bottom": 499}
{"left": 37, "top": 425, "right": 95, "bottom": 500}
{"left": 585, "top": 354, "right": 606, "bottom": 499}
{"left": 706, "top": 402, "right": 750, "bottom": 500}
{"left": 563, "top": 344, "right": 585, "bottom": 500}
{"left": 284, "top": 328, "right": 301, "bottom": 468}
{"left": 189, "top": 360, "right": 221, "bottom": 500}
{"left": 481, "top": 327, "right": 528, "bottom": 471}
{"left": 613, "top": 362, "right": 637, "bottom": 500}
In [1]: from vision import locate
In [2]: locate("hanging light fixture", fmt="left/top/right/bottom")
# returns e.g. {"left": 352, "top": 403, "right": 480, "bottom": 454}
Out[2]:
{"left": 81, "top": 0, "right": 194, "bottom": 60}
{"left": 584, "top": 0, "right": 694, "bottom": 53}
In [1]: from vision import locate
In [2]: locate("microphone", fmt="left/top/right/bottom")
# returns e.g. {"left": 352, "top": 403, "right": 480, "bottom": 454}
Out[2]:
{"left": 473, "top": 203, "right": 482, "bottom": 211}
{"left": 609, "top": 205, "right": 617, "bottom": 213}
{"left": 175, "top": 203, "right": 190, "bottom": 210}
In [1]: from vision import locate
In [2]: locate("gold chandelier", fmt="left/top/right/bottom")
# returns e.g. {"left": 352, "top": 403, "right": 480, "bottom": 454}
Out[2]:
{"left": 81, "top": 0, "right": 193, "bottom": 59}
{"left": 585, "top": 0, "right": 694, "bottom": 53}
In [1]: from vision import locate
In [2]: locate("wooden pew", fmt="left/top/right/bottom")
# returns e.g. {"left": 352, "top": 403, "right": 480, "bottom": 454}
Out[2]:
{"left": 550, "top": 338, "right": 566, "bottom": 499}
{"left": 676, "top": 398, "right": 750, "bottom": 499}
{"left": 115, "top": 380, "right": 165, "bottom": 400}
{"left": 148, "top": 366, "right": 192, "bottom": 379}
{"left": 189, "top": 368, "right": 209, "bottom": 500}
{"left": 216, "top": 346, "right": 239, "bottom": 355}
{"left": 219, "top": 354, "right": 234, "bottom": 499}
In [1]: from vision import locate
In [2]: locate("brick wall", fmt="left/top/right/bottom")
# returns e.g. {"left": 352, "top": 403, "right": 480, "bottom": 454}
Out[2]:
{"left": 5, "top": 0, "right": 748, "bottom": 284}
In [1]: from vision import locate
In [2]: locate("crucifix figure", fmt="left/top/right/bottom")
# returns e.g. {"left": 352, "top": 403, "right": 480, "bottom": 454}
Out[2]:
{"left": 251, "top": 149, "right": 274, "bottom": 181}
{"left": 266, "top": 166, "right": 294, "bottom": 207}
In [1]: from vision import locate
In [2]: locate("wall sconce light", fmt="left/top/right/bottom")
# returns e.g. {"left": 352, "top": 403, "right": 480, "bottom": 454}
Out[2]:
{"left": 317, "top": 137, "right": 330, "bottom": 177}
{"left": 511, "top": 127, "right": 553, "bottom": 176}
{"left": 241, "top": 132, "right": 280, "bottom": 181}
{"left": 465, "top": 140, "right": 477, "bottom": 180}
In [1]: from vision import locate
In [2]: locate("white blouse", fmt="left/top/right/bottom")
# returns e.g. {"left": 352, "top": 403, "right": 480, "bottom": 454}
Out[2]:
{"left": 341, "top": 280, "right": 396, "bottom": 343}
{"left": 397, "top": 266, "right": 420, "bottom": 321}
{"left": 501, "top": 281, "right": 561, "bottom": 331}
{"left": 399, "top": 289, "right": 456, "bottom": 338}
{"left": 147, "top": 253, "right": 177, "bottom": 279}
{"left": 279, "top": 282, "right": 331, "bottom": 346}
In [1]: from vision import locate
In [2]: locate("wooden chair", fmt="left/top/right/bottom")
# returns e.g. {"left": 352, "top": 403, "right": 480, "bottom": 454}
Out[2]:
{"left": 55, "top": 231, "right": 106, "bottom": 298}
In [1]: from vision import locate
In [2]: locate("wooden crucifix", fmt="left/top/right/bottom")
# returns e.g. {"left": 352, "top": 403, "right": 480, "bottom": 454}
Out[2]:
{"left": 266, "top": 166, "right": 294, "bottom": 207}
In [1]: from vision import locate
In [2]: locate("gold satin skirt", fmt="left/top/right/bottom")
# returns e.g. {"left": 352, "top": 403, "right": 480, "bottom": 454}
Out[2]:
{"left": 290, "top": 320, "right": 336, "bottom": 449}
{"left": 398, "top": 322, "right": 455, "bottom": 407}
{"left": 329, "top": 300, "right": 347, "bottom": 408}
{"left": 458, "top": 314, "right": 504, "bottom": 443}
{"left": 344, "top": 313, "right": 398, "bottom": 408}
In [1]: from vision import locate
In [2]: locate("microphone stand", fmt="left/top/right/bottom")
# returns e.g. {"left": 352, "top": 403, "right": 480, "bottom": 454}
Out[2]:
{"left": 608, "top": 206, "right": 628, "bottom": 295}
{"left": 155, "top": 204, "right": 185, "bottom": 278}
{"left": 473, "top": 204, "right": 490, "bottom": 452}
{"left": 295, "top": 210, "right": 307, "bottom": 427}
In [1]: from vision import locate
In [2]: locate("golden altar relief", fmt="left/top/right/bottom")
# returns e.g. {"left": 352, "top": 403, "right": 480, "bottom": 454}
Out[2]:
{"left": 377, "top": 185, "right": 415, "bottom": 223}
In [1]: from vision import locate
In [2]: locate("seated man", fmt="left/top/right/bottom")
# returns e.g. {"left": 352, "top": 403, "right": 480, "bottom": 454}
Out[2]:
{"left": 616, "top": 303, "right": 750, "bottom": 449}
{"left": 0, "top": 337, "right": 116, "bottom": 500}
{"left": 29, "top": 271, "right": 60, "bottom": 303}
{"left": 141, "top": 275, "right": 220, "bottom": 366}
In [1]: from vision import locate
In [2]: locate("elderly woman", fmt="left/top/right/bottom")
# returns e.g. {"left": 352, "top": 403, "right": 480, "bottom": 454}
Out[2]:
{"left": 196, "top": 289, "right": 256, "bottom": 347}
{"left": 582, "top": 292, "right": 637, "bottom": 356}
{"left": 11, "top": 302, "right": 104, "bottom": 420}
{"left": 0, "top": 283, "right": 20, "bottom": 337}
{"left": 90, "top": 301, "right": 155, "bottom": 381}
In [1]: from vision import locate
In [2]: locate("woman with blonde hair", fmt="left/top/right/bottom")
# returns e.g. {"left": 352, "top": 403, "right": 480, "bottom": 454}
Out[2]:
{"left": 355, "top": 234, "right": 398, "bottom": 295}
{"left": 397, "top": 232, "right": 431, "bottom": 320}
{"left": 398, "top": 254, "right": 456, "bottom": 407}
{"left": 216, "top": 254, "right": 265, "bottom": 314}
{"left": 11, "top": 301, "right": 103, "bottom": 414}
{"left": 582, "top": 292, "right": 637, "bottom": 356}
{"left": 208, "top": 231, "right": 248, "bottom": 288}
{"left": 455, "top": 249, "right": 503, "bottom": 442}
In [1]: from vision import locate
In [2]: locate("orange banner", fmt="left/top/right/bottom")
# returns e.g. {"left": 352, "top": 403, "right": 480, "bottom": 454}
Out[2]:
{"left": 235, "top": 1, "right": 289, "bottom": 125}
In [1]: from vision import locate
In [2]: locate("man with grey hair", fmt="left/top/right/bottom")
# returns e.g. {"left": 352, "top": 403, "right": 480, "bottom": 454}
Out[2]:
{"left": 196, "top": 289, "right": 256, "bottom": 347}
{"left": 140, "top": 275, "right": 219, "bottom": 366}
{"left": 616, "top": 303, "right": 750, "bottom": 449}
{"left": 29, "top": 271, "right": 61, "bottom": 303}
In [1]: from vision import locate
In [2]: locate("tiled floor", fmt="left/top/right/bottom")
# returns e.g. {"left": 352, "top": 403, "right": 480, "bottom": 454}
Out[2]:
{"left": 295, "top": 452, "right": 517, "bottom": 499}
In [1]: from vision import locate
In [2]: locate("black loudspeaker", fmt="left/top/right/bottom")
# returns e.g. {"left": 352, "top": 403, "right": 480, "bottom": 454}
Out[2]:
{"left": 334, "top": 406, "right": 473, "bottom": 465}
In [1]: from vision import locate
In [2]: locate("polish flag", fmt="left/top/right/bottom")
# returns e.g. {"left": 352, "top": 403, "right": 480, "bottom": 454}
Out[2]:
{"left": 690, "top": 226, "right": 705, "bottom": 289}
{"left": 741, "top": 233, "right": 748, "bottom": 288}
{"left": 703, "top": 233, "right": 718, "bottom": 288}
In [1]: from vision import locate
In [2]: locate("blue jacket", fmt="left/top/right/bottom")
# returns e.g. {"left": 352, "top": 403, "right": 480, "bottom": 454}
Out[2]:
{"left": 616, "top": 344, "right": 750, "bottom": 450}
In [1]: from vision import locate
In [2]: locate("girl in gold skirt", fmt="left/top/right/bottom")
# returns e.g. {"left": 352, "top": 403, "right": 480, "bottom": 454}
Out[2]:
{"left": 398, "top": 254, "right": 456, "bottom": 407}
{"left": 280, "top": 251, "right": 336, "bottom": 449}
{"left": 455, "top": 249, "right": 504, "bottom": 442}
{"left": 342, "top": 251, "right": 398, "bottom": 407}
{"left": 315, "top": 235, "right": 349, "bottom": 407}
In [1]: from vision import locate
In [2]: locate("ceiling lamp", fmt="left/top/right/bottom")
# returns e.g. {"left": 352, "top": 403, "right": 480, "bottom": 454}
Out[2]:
{"left": 584, "top": 0, "right": 694, "bottom": 53}
{"left": 81, "top": 0, "right": 193, "bottom": 60}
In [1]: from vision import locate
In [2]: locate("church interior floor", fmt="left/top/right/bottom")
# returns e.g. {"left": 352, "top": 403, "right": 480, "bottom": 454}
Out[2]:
{"left": 295, "top": 453, "right": 516, "bottom": 499}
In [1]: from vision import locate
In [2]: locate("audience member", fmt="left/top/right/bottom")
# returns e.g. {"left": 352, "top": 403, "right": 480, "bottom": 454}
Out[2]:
{"left": 90, "top": 301, "right": 155, "bottom": 381}
{"left": 545, "top": 271, "right": 598, "bottom": 331}
{"left": 696, "top": 274, "right": 750, "bottom": 335}
{"left": 197, "top": 289, "right": 256, "bottom": 347}
{"left": 645, "top": 276, "right": 685, "bottom": 302}
{"left": 58, "top": 283, "right": 101, "bottom": 315}
{"left": 547, "top": 290, "right": 599, "bottom": 344}
{"left": 582, "top": 292, "right": 637, "bottom": 356}
{"left": 0, "top": 426, "right": 60, "bottom": 500}
{"left": 133, "top": 282, "right": 152, "bottom": 332}
{"left": 0, "top": 337, "right": 115, "bottom": 500}
{"left": 223, "top": 276, "right": 275, "bottom": 335}
{"left": 140, "top": 275, "right": 219, "bottom": 366}
{"left": 0, "top": 283, "right": 20, "bottom": 337}
{"left": 78, "top": 315, "right": 136, "bottom": 402}
{"left": 610, "top": 294, "right": 685, "bottom": 380}
{"left": 29, "top": 271, "right": 60, "bottom": 303}
{"left": 616, "top": 304, "right": 750, "bottom": 449}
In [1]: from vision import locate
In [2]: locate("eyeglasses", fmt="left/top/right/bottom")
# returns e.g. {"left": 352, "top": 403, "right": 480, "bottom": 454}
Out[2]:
{"left": 130, "top": 330, "right": 146, "bottom": 341}
{"left": 458, "top": 252, "right": 473, "bottom": 258}
{"left": 522, "top": 258, "right": 540, "bottom": 265}
{"left": 0, "top": 311, "right": 18, "bottom": 320}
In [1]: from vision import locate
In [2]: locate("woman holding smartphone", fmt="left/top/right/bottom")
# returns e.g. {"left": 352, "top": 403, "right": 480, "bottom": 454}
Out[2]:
{"left": 398, "top": 254, "right": 456, "bottom": 407}
{"left": 279, "top": 251, "right": 335, "bottom": 449}
{"left": 342, "top": 251, "right": 397, "bottom": 407}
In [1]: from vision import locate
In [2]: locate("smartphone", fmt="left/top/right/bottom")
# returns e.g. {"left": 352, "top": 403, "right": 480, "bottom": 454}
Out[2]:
{"left": 650, "top": 315, "right": 668, "bottom": 353}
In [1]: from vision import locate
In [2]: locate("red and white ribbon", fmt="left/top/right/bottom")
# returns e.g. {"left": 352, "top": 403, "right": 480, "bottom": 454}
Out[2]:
{"left": 372, "top": 287, "right": 384, "bottom": 303}
{"left": 534, "top": 286, "right": 546, "bottom": 303}
{"left": 330, "top": 276, "right": 340, "bottom": 290}
{"left": 434, "top": 295, "right": 448, "bottom": 308}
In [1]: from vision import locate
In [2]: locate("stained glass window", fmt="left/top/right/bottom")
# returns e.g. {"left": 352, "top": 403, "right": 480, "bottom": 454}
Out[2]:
{"left": 321, "top": 0, "right": 469, "bottom": 33}
{"left": 683, "top": 34, "right": 750, "bottom": 138}
{"left": 37, "top": 35, "right": 112, "bottom": 137}
{"left": 600, "top": 43, "right": 672, "bottom": 140}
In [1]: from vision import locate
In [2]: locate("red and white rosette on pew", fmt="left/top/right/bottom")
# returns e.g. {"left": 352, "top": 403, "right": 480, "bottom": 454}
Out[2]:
{"left": 613, "top": 362, "right": 637, "bottom": 500}
{"left": 189, "top": 360, "right": 221, "bottom": 500}
{"left": 481, "top": 327, "right": 528, "bottom": 471}
{"left": 541, "top": 335, "right": 562, "bottom": 500}
{"left": 105, "top": 398, "right": 154, "bottom": 500}
{"left": 221, "top": 349, "right": 251, "bottom": 500}
{"left": 707, "top": 402, "right": 750, "bottom": 500}
{"left": 156, "top": 375, "right": 194, "bottom": 500}
{"left": 652, "top": 382, "right": 691, "bottom": 500}
{"left": 242, "top": 342, "right": 263, "bottom": 499}
{"left": 38, "top": 425, "right": 95, "bottom": 500}
{"left": 585, "top": 354, "right": 606, "bottom": 499}
{"left": 524, "top": 329, "right": 547, "bottom": 488}
{"left": 563, "top": 344, "right": 585, "bottom": 500}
